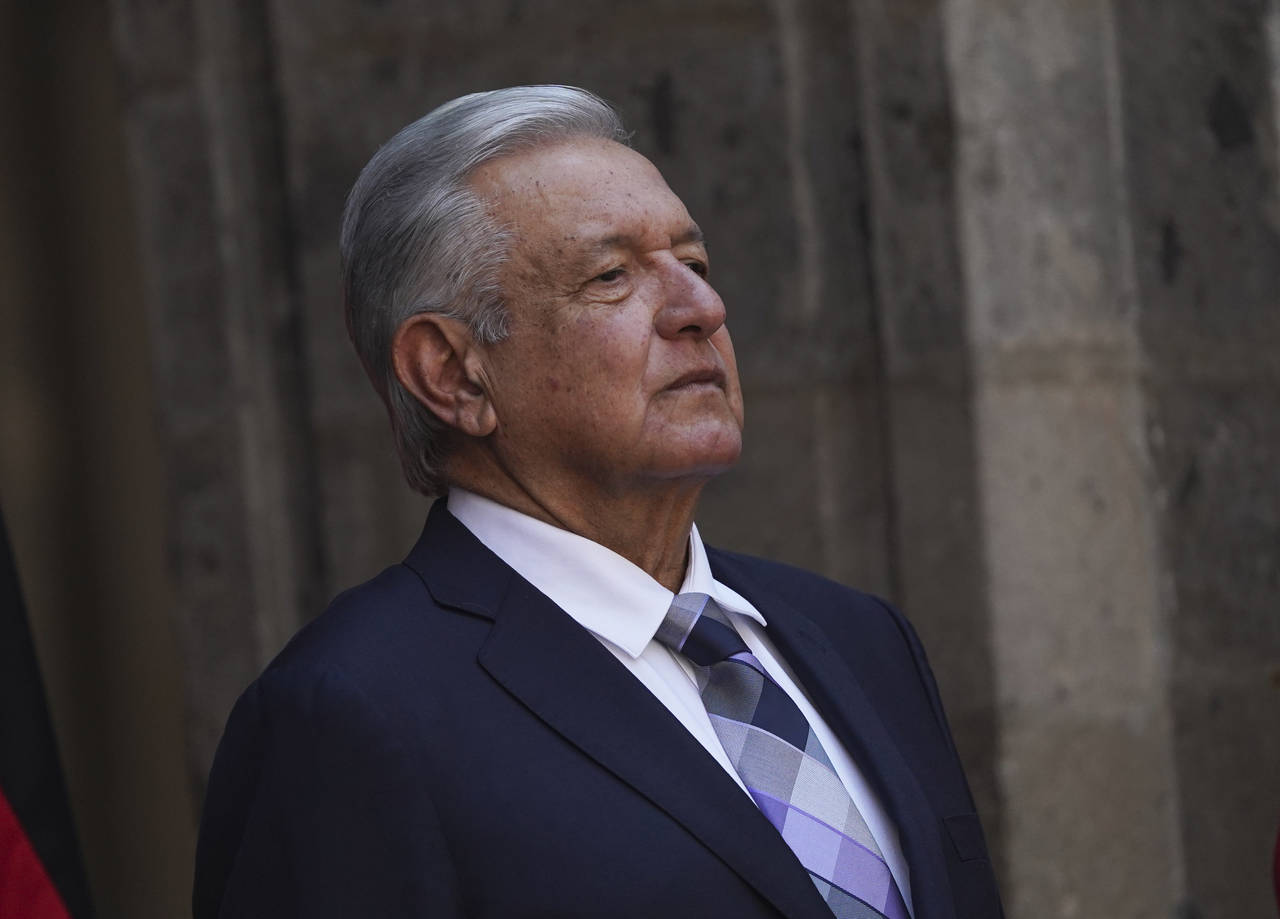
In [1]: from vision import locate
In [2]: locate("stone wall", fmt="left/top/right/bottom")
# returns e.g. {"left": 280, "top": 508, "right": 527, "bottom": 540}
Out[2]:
{"left": 42, "top": 0, "right": 1275, "bottom": 914}
{"left": 1118, "top": 3, "right": 1280, "bottom": 913}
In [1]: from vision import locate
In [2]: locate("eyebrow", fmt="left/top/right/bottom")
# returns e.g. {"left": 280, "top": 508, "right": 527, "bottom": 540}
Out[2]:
{"left": 581, "top": 224, "right": 705, "bottom": 257}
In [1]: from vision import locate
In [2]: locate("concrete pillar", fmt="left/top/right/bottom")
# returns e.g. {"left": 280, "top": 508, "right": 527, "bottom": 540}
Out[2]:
{"left": 944, "top": 0, "right": 1182, "bottom": 914}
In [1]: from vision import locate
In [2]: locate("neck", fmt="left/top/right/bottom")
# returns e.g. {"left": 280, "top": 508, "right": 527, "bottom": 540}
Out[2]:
{"left": 448, "top": 455, "right": 705, "bottom": 592}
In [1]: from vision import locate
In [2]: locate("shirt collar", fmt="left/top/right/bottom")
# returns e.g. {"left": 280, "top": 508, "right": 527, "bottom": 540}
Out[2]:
{"left": 447, "top": 488, "right": 765, "bottom": 658}
{"left": 680, "top": 521, "right": 766, "bottom": 628}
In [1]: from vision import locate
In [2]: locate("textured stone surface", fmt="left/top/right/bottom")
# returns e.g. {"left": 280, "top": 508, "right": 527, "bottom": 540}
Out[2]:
{"left": 999, "top": 712, "right": 1181, "bottom": 919}
{"left": 1171, "top": 674, "right": 1280, "bottom": 918}
{"left": 971, "top": 375, "right": 1181, "bottom": 917}
{"left": 1117, "top": 0, "right": 1280, "bottom": 377}
{"left": 976, "top": 379, "right": 1168, "bottom": 717}
{"left": 949, "top": 0, "right": 1137, "bottom": 349}
{"left": 111, "top": 0, "right": 325, "bottom": 798}
{"left": 946, "top": 0, "right": 1183, "bottom": 912}
{"left": 850, "top": 0, "right": 1001, "bottom": 871}
{"left": 1150, "top": 383, "right": 1280, "bottom": 664}
{"left": 1115, "top": 3, "right": 1280, "bottom": 915}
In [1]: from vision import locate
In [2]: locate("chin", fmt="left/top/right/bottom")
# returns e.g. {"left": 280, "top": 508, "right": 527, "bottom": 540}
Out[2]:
{"left": 659, "top": 426, "right": 744, "bottom": 479}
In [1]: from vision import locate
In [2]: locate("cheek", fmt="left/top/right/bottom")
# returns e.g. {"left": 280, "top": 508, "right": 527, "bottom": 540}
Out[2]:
{"left": 536, "top": 323, "right": 589, "bottom": 395}
{"left": 570, "top": 316, "right": 652, "bottom": 380}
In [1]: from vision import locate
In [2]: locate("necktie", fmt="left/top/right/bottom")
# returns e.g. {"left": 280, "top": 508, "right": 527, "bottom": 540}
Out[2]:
{"left": 657, "top": 593, "right": 910, "bottom": 919}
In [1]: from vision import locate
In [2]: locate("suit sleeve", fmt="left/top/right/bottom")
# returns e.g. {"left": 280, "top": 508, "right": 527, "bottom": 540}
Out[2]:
{"left": 193, "top": 666, "right": 463, "bottom": 918}
{"left": 872, "top": 595, "right": 1006, "bottom": 915}
{"left": 872, "top": 595, "right": 974, "bottom": 783}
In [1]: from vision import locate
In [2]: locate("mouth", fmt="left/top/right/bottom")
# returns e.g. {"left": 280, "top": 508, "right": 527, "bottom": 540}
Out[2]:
{"left": 665, "top": 367, "right": 727, "bottom": 391}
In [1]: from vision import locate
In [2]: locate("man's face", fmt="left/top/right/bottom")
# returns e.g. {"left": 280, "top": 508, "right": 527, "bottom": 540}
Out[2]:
{"left": 469, "top": 137, "right": 744, "bottom": 501}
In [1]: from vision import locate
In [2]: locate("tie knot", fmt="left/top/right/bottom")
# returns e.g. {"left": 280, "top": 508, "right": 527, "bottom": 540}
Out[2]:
{"left": 655, "top": 593, "right": 749, "bottom": 666}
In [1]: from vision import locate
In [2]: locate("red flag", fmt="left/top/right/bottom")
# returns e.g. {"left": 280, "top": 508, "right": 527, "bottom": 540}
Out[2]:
{"left": 0, "top": 513, "right": 92, "bottom": 918}
{"left": 0, "top": 791, "right": 70, "bottom": 919}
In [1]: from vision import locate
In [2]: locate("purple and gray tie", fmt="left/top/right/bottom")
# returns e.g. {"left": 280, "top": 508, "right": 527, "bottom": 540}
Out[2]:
{"left": 657, "top": 593, "right": 910, "bottom": 919}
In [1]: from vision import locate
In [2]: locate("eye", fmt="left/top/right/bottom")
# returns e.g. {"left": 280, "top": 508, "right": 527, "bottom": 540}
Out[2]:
{"left": 684, "top": 260, "right": 709, "bottom": 278}
{"left": 594, "top": 267, "right": 625, "bottom": 283}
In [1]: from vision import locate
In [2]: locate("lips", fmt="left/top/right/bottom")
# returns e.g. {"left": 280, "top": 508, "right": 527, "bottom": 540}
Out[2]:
{"left": 665, "top": 367, "right": 726, "bottom": 391}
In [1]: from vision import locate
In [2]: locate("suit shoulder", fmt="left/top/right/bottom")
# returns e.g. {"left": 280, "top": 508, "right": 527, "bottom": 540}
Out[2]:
{"left": 707, "top": 545, "right": 961, "bottom": 752}
{"left": 205, "top": 563, "right": 449, "bottom": 775}
{"left": 272, "top": 564, "right": 423, "bottom": 662}
{"left": 258, "top": 561, "right": 487, "bottom": 696}
{"left": 705, "top": 545, "right": 933, "bottom": 674}
{"left": 707, "top": 546, "right": 902, "bottom": 619}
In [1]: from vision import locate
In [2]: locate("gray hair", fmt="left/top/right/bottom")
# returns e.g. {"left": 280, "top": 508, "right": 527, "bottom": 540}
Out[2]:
{"left": 340, "top": 85, "right": 627, "bottom": 495}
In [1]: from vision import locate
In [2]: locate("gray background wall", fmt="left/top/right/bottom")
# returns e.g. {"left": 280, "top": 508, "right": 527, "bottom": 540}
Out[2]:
{"left": 2, "top": 1, "right": 1277, "bottom": 917}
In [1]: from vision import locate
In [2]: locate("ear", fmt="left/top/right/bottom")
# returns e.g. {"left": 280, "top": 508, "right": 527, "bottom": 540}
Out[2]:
{"left": 391, "top": 313, "right": 497, "bottom": 437}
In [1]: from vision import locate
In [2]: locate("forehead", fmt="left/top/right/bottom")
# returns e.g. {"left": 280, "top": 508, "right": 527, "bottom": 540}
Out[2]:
{"left": 468, "top": 138, "right": 697, "bottom": 262}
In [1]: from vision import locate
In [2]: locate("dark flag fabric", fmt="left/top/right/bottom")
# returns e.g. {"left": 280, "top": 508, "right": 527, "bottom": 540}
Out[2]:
{"left": 0, "top": 511, "right": 93, "bottom": 919}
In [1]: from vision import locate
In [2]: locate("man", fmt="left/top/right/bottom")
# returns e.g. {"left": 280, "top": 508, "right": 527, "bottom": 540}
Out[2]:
{"left": 194, "top": 85, "right": 1002, "bottom": 918}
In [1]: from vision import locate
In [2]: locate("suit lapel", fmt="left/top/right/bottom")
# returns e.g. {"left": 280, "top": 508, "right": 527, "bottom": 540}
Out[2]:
{"left": 406, "top": 504, "right": 833, "bottom": 919}
{"left": 710, "top": 556, "right": 959, "bottom": 919}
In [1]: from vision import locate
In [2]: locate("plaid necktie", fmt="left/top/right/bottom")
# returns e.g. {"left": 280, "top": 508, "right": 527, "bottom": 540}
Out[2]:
{"left": 657, "top": 593, "right": 910, "bottom": 919}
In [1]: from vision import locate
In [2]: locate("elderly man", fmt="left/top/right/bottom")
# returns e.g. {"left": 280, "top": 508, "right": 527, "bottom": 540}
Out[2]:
{"left": 194, "top": 86, "right": 1002, "bottom": 919}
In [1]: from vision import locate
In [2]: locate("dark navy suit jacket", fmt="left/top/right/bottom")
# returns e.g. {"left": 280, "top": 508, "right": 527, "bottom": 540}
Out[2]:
{"left": 194, "top": 501, "right": 1003, "bottom": 918}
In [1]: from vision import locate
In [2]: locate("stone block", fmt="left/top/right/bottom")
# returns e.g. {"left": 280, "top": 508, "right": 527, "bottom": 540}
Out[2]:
{"left": 974, "top": 371, "right": 1180, "bottom": 912}
{"left": 854, "top": 0, "right": 970, "bottom": 367}
{"left": 1115, "top": 0, "right": 1280, "bottom": 381}
{"left": 1171, "top": 671, "right": 1280, "bottom": 919}
{"left": 1110, "top": 11, "right": 1280, "bottom": 913}
{"left": 977, "top": 374, "right": 1167, "bottom": 718}
{"left": 1145, "top": 381, "right": 1280, "bottom": 670}
{"left": 946, "top": 0, "right": 1135, "bottom": 351}
{"left": 998, "top": 710, "right": 1180, "bottom": 919}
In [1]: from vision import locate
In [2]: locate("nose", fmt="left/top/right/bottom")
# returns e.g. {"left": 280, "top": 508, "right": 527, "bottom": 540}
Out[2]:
{"left": 654, "top": 259, "right": 727, "bottom": 340}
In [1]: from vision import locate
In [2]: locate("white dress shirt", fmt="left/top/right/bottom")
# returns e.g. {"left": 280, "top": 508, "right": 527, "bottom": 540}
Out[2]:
{"left": 448, "top": 488, "right": 913, "bottom": 914}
